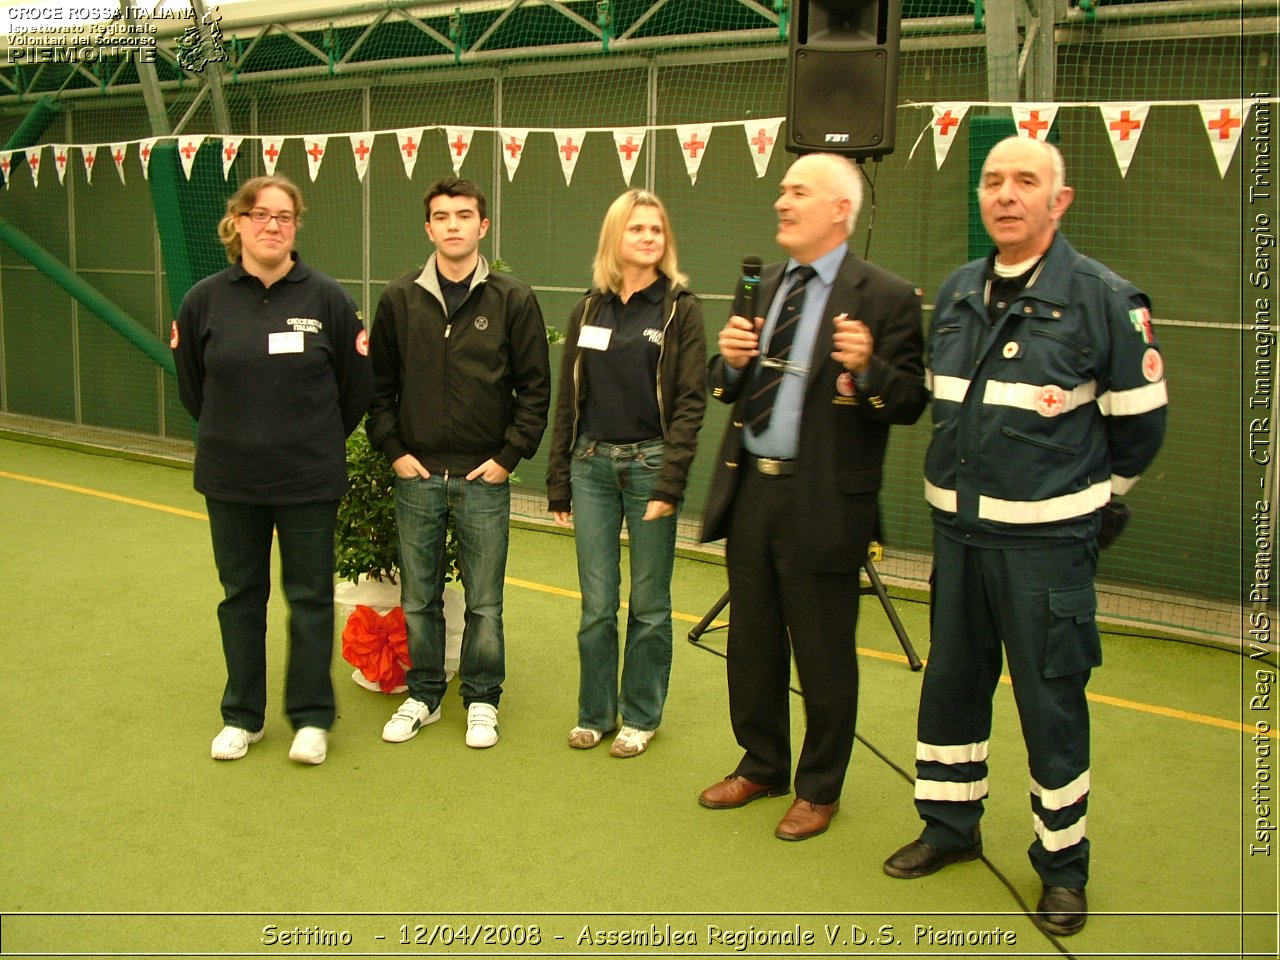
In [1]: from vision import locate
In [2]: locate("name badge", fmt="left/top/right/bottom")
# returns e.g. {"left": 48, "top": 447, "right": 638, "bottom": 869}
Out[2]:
{"left": 268, "top": 331, "right": 305, "bottom": 354}
{"left": 577, "top": 325, "right": 612, "bottom": 351}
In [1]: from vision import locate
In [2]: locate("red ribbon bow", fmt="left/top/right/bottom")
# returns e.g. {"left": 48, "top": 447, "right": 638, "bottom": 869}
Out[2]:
{"left": 341, "top": 605, "right": 411, "bottom": 693}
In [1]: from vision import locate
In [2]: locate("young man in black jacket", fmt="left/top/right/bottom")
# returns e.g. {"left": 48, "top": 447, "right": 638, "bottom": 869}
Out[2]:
{"left": 366, "top": 176, "right": 551, "bottom": 749}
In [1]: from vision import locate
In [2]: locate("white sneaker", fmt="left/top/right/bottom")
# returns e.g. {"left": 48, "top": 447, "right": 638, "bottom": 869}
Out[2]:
{"left": 211, "top": 725, "right": 263, "bottom": 761}
{"left": 382, "top": 697, "right": 440, "bottom": 743}
{"left": 465, "top": 703, "right": 499, "bottom": 749}
{"left": 289, "top": 726, "right": 328, "bottom": 765}
{"left": 610, "top": 726, "right": 655, "bottom": 758}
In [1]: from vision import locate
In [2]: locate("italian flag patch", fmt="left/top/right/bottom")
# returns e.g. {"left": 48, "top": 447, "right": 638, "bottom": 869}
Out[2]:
{"left": 1128, "top": 306, "right": 1155, "bottom": 344}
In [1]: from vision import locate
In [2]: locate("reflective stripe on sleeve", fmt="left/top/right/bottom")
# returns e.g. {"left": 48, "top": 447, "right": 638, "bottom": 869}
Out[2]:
{"left": 917, "top": 740, "right": 990, "bottom": 764}
{"left": 1111, "top": 473, "right": 1139, "bottom": 496}
{"left": 983, "top": 379, "right": 1096, "bottom": 413}
{"left": 1096, "top": 380, "right": 1168, "bottom": 416}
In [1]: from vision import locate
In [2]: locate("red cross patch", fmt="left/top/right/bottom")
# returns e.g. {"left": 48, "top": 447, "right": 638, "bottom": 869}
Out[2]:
{"left": 835, "top": 371, "right": 856, "bottom": 397}
{"left": 355, "top": 329, "right": 369, "bottom": 356}
{"left": 1142, "top": 348, "right": 1163, "bottom": 383}
{"left": 169, "top": 321, "right": 179, "bottom": 349}
{"left": 1035, "top": 384, "right": 1067, "bottom": 417}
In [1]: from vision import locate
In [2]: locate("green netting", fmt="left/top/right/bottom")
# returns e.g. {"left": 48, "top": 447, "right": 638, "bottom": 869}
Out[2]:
{"left": 0, "top": 0, "right": 1274, "bottom": 642}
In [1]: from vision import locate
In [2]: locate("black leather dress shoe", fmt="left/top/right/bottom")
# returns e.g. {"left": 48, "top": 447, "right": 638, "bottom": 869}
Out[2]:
{"left": 1034, "top": 885, "right": 1087, "bottom": 936}
{"left": 882, "top": 835, "right": 982, "bottom": 878}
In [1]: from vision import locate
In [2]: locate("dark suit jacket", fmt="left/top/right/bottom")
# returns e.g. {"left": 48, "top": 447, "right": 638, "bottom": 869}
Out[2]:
{"left": 699, "top": 251, "right": 928, "bottom": 572}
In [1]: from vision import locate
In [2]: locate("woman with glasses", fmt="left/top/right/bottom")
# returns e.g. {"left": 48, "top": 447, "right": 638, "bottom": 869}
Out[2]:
{"left": 546, "top": 189, "right": 706, "bottom": 758}
{"left": 172, "top": 175, "right": 372, "bottom": 766}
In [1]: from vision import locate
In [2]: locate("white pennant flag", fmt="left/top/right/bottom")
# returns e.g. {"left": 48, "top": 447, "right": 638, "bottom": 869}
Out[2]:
{"left": 139, "top": 138, "right": 158, "bottom": 180}
{"left": 303, "top": 136, "right": 328, "bottom": 182}
{"left": 348, "top": 133, "right": 374, "bottom": 182}
{"left": 1199, "top": 100, "right": 1246, "bottom": 178}
{"left": 178, "top": 136, "right": 204, "bottom": 180}
{"left": 25, "top": 146, "right": 43, "bottom": 187}
{"left": 395, "top": 127, "right": 425, "bottom": 179}
{"left": 220, "top": 136, "right": 243, "bottom": 180}
{"left": 743, "top": 119, "right": 782, "bottom": 178}
{"left": 261, "top": 138, "right": 283, "bottom": 176}
{"left": 52, "top": 145, "right": 70, "bottom": 185}
{"left": 498, "top": 129, "right": 529, "bottom": 182}
{"left": 552, "top": 129, "right": 588, "bottom": 186}
{"left": 611, "top": 128, "right": 645, "bottom": 185}
{"left": 1011, "top": 104, "right": 1059, "bottom": 141}
{"left": 1098, "top": 104, "right": 1150, "bottom": 178}
{"left": 443, "top": 126, "right": 474, "bottom": 174}
{"left": 81, "top": 144, "right": 100, "bottom": 184}
{"left": 0, "top": 152, "right": 12, "bottom": 190}
{"left": 675, "top": 124, "right": 713, "bottom": 184}
{"left": 109, "top": 143, "right": 129, "bottom": 184}
{"left": 931, "top": 103, "right": 970, "bottom": 169}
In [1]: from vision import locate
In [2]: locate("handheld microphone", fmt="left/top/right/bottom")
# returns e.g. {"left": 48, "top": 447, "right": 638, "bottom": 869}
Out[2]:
{"left": 731, "top": 256, "right": 763, "bottom": 320}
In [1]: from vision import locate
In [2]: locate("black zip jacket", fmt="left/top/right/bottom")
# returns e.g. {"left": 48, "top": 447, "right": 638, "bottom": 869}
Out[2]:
{"left": 366, "top": 254, "right": 551, "bottom": 475}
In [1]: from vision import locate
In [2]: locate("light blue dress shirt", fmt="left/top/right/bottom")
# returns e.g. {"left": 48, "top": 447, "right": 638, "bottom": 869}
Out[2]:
{"left": 726, "top": 243, "right": 848, "bottom": 459}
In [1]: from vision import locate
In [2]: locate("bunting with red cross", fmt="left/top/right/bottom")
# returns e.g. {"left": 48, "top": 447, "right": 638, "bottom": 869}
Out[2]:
{"left": 395, "top": 128, "right": 424, "bottom": 179}
{"left": 220, "top": 137, "right": 243, "bottom": 180}
{"left": 612, "top": 127, "right": 646, "bottom": 185}
{"left": 109, "top": 142, "right": 129, "bottom": 184}
{"left": 349, "top": 133, "right": 374, "bottom": 181}
{"left": 12, "top": 100, "right": 1275, "bottom": 192}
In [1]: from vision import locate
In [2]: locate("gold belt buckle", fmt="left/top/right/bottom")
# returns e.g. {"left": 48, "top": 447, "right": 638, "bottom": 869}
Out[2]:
{"left": 758, "top": 457, "right": 783, "bottom": 476}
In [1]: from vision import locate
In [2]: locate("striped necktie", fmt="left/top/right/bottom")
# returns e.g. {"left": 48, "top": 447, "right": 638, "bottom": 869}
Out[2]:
{"left": 744, "top": 265, "right": 817, "bottom": 432}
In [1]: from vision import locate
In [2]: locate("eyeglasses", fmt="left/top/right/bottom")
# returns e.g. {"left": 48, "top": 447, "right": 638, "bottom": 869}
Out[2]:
{"left": 241, "top": 209, "right": 297, "bottom": 227}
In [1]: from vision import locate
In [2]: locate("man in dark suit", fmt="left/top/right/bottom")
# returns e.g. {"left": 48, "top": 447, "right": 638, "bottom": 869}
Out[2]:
{"left": 698, "top": 152, "right": 927, "bottom": 841}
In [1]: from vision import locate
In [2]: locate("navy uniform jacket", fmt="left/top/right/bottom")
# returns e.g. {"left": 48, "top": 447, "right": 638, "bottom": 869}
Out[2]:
{"left": 925, "top": 233, "right": 1168, "bottom": 542}
{"left": 173, "top": 255, "right": 373, "bottom": 505}
{"left": 699, "top": 251, "right": 928, "bottom": 572}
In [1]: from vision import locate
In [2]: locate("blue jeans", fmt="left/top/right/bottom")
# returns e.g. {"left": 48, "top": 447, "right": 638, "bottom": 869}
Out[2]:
{"left": 395, "top": 473, "right": 510, "bottom": 709}
{"left": 570, "top": 436, "right": 678, "bottom": 732}
{"left": 205, "top": 497, "right": 339, "bottom": 732}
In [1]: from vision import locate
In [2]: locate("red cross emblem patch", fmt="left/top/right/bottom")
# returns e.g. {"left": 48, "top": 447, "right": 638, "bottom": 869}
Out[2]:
{"left": 169, "top": 321, "right": 179, "bottom": 349}
{"left": 355, "top": 329, "right": 369, "bottom": 356}
{"left": 1035, "top": 384, "right": 1067, "bottom": 417}
{"left": 1142, "top": 348, "right": 1163, "bottom": 382}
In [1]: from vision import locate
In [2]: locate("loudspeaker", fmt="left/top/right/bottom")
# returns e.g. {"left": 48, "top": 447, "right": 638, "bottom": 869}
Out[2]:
{"left": 785, "top": 0, "right": 903, "bottom": 159}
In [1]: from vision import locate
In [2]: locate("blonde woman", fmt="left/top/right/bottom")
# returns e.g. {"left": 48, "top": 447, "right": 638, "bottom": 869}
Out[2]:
{"left": 172, "top": 176, "right": 372, "bottom": 765}
{"left": 546, "top": 190, "right": 707, "bottom": 757}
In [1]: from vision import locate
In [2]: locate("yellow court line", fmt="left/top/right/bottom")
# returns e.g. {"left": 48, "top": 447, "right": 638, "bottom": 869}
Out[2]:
{"left": 0, "top": 469, "right": 208, "bottom": 520}
{"left": 5, "top": 467, "right": 1271, "bottom": 740}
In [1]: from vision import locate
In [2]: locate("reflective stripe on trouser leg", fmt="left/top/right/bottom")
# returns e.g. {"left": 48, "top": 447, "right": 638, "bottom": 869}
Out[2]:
{"left": 914, "top": 532, "right": 1002, "bottom": 850}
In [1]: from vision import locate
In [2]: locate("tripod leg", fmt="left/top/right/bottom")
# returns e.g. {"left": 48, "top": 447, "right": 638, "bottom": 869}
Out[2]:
{"left": 688, "top": 589, "right": 730, "bottom": 643}
{"left": 863, "top": 557, "right": 923, "bottom": 671}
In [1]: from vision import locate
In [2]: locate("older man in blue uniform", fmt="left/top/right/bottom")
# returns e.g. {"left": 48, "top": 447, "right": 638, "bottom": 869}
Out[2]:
{"left": 883, "top": 137, "right": 1168, "bottom": 937}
